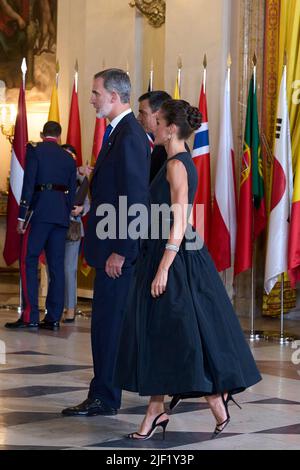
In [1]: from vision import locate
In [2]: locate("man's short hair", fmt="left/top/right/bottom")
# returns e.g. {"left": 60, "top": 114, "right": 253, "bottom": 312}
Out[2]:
{"left": 94, "top": 68, "right": 131, "bottom": 104}
{"left": 42, "top": 121, "right": 62, "bottom": 137}
{"left": 138, "top": 90, "right": 172, "bottom": 113}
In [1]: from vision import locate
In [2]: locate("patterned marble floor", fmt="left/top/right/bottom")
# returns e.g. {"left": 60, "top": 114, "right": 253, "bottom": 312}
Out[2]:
{"left": 0, "top": 307, "right": 299, "bottom": 450}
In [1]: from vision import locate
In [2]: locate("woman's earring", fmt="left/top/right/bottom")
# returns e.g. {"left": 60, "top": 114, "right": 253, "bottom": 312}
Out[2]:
{"left": 168, "top": 134, "right": 172, "bottom": 140}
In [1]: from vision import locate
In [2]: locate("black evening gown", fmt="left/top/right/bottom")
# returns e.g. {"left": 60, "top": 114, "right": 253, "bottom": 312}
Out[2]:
{"left": 114, "top": 152, "right": 262, "bottom": 397}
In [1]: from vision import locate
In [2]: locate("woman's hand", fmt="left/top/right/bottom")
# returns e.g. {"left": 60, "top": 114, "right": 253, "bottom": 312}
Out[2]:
{"left": 151, "top": 267, "right": 168, "bottom": 298}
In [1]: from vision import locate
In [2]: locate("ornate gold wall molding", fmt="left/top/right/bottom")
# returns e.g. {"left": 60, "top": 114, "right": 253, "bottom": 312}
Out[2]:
{"left": 235, "top": 0, "right": 266, "bottom": 316}
{"left": 129, "top": 0, "right": 165, "bottom": 28}
{"left": 237, "top": 0, "right": 265, "bottom": 160}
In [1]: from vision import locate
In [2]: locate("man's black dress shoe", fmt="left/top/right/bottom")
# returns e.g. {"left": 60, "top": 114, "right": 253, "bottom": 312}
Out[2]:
{"left": 5, "top": 319, "right": 39, "bottom": 329}
{"left": 39, "top": 320, "right": 60, "bottom": 331}
{"left": 61, "top": 398, "right": 118, "bottom": 416}
{"left": 169, "top": 394, "right": 182, "bottom": 411}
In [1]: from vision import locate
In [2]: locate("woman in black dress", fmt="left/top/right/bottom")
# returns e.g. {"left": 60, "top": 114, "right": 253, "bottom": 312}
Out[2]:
{"left": 114, "top": 99, "right": 261, "bottom": 440}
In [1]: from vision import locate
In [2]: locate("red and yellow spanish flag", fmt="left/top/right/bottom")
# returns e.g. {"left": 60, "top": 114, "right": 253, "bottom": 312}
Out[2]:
{"left": 80, "top": 116, "right": 107, "bottom": 277}
{"left": 90, "top": 117, "right": 106, "bottom": 166}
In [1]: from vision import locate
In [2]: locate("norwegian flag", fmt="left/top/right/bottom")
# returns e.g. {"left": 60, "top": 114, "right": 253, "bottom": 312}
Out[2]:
{"left": 192, "top": 84, "right": 212, "bottom": 245}
{"left": 3, "top": 85, "right": 28, "bottom": 265}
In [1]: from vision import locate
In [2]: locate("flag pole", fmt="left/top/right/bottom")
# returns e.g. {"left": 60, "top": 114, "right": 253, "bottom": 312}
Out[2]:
{"left": 56, "top": 60, "right": 60, "bottom": 88}
{"left": 18, "top": 58, "right": 27, "bottom": 318}
{"left": 150, "top": 59, "right": 154, "bottom": 92}
{"left": 276, "top": 274, "right": 294, "bottom": 343}
{"left": 75, "top": 59, "right": 79, "bottom": 93}
{"left": 177, "top": 56, "right": 182, "bottom": 97}
{"left": 203, "top": 54, "right": 207, "bottom": 94}
{"left": 249, "top": 53, "right": 264, "bottom": 341}
{"left": 264, "top": 55, "right": 296, "bottom": 343}
{"left": 222, "top": 54, "right": 231, "bottom": 290}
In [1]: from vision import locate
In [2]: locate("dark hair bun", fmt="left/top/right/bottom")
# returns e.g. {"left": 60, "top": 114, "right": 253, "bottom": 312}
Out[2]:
{"left": 187, "top": 106, "right": 202, "bottom": 130}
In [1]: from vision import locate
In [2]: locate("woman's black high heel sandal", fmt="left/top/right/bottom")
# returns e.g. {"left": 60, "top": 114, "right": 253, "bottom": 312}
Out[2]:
{"left": 127, "top": 412, "right": 169, "bottom": 440}
{"left": 226, "top": 393, "right": 242, "bottom": 410}
{"left": 211, "top": 394, "right": 230, "bottom": 439}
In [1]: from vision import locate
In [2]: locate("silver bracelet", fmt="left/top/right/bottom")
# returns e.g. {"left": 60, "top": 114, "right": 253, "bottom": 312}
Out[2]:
{"left": 165, "top": 243, "right": 179, "bottom": 253}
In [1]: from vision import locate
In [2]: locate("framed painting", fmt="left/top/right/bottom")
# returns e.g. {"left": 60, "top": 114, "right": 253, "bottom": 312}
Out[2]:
{"left": 0, "top": 0, "right": 57, "bottom": 102}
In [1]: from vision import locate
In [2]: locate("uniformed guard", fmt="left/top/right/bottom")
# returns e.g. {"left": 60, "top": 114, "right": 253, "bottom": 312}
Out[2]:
{"left": 5, "top": 121, "right": 77, "bottom": 331}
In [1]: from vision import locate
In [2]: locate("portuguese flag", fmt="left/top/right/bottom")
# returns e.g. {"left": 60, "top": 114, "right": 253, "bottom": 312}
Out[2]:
{"left": 234, "top": 74, "right": 266, "bottom": 276}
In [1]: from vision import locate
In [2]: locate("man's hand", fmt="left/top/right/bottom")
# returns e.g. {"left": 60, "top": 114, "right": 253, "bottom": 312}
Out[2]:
{"left": 71, "top": 205, "right": 83, "bottom": 217}
{"left": 105, "top": 253, "right": 125, "bottom": 279}
{"left": 78, "top": 165, "right": 94, "bottom": 178}
{"left": 17, "top": 220, "right": 25, "bottom": 235}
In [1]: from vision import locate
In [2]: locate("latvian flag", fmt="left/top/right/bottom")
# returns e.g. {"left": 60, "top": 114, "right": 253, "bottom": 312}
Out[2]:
{"left": 192, "top": 84, "right": 212, "bottom": 245}
{"left": 3, "top": 85, "right": 28, "bottom": 266}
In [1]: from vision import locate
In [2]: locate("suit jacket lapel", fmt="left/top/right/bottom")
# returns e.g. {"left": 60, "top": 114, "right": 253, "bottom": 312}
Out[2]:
{"left": 91, "top": 112, "right": 135, "bottom": 181}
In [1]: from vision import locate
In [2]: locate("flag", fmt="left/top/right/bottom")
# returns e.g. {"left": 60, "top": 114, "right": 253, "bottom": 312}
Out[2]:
{"left": 3, "top": 86, "right": 28, "bottom": 265}
{"left": 79, "top": 215, "right": 91, "bottom": 277}
{"left": 48, "top": 84, "right": 60, "bottom": 123}
{"left": 79, "top": 116, "right": 106, "bottom": 277}
{"left": 265, "top": 66, "right": 293, "bottom": 293}
{"left": 192, "top": 83, "right": 211, "bottom": 245}
{"left": 210, "top": 71, "right": 237, "bottom": 272}
{"left": 252, "top": 96, "right": 267, "bottom": 239}
{"left": 288, "top": 156, "right": 300, "bottom": 286}
{"left": 234, "top": 74, "right": 266, "bottom": 275}
{"left": 66, "top": 83, "right": 82, "bottom": 166}
{"left": 173, "top": 77, "right": 180, "bottom": 100}
{"left": 90, "top": 117, "right": 106, "bottom": 166}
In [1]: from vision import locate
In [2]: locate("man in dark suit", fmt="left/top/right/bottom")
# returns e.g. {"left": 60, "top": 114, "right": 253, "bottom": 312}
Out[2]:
{"left": 62, "top": 69, "right": 150, "bottom": 416}
{"left": 137, "top": 90, "right": 171, "bottom": 182}
{"left": 5, "top": 121, "right": 77, "bottom": 331}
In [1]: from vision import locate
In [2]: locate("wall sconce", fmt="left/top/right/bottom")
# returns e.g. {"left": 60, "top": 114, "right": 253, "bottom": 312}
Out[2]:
{"left": 129, "top": 0, "right": 165, "bottom": 28}
{"left": 0, "top": 104, "right": 16, "bottom": 144}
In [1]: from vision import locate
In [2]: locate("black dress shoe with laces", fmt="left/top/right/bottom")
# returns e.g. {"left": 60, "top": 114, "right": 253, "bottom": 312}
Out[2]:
{"left": 5, "top": 319, "right": 39, "bottom": 329}
{"left": 61, "top": 398, "right": 118, "bottom": 416}
{"left": 39, "top": 320, "right": 60, "bottom": 331}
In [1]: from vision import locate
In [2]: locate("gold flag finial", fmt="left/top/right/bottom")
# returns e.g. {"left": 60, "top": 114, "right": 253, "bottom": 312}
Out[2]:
{"left": 252, "top": 52, "right": 257, "bottom": 67}
{"left": 283, "top": 50, "right": 287, "bottom": 66}
{"left": 150, "top": 58, "right": 154, "bottom": 70}
{"left": 75, "top": 59, "right": 79, "bottom": 72}
{"left": 227, "top": 53, "right": 232, "bottom": 68}
{"left": 203, "top": 54, "right": 207, "bottom": 69}
{"left": 177, "top": 55, "right": 182, "bottom": 70}
{"left": 56, "top": 60, "right": 60, "bottom": 74}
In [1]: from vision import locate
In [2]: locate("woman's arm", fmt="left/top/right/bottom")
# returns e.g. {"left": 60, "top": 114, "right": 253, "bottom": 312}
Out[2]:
{"left": 151, "top": 159, "right": 188, "bottom": 297}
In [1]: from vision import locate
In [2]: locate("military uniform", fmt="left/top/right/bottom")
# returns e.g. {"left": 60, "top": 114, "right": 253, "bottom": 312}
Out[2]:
{"left": 7, "top": 139, "right": 77, "bottom": 329}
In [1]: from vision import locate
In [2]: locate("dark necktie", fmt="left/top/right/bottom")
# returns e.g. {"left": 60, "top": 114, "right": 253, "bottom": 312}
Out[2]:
{"left": 102, "top": 124, "right": 113, "bottom": 144}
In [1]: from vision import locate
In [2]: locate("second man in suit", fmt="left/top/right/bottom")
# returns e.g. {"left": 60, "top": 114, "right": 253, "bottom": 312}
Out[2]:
{"left": 137, "top": 90, "right": 171, "bottom": 182}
